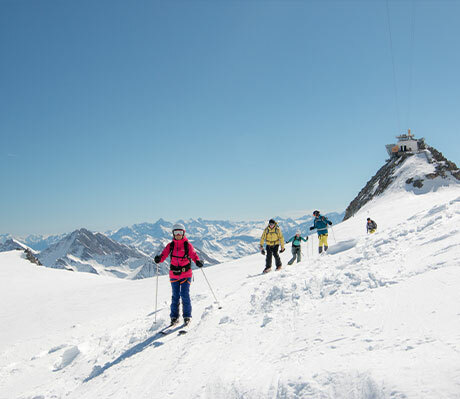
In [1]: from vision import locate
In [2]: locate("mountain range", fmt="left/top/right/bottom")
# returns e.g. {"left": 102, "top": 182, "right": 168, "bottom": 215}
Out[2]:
{"left": 2, "top": 142, "right": 458, "bottom": 281}
{"left": 0, "top": 213, "right": 345, "bottom": 279}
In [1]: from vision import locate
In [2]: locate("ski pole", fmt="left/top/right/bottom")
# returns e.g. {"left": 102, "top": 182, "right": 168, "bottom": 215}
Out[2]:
{"left": 154, "top": 260, "right": 159, "bottom": 324}
{"left": 330, "top": 226, "right": 337, "bottom": 244}
{"left": 200, "top": 267, "right": 222, "bottom": 309}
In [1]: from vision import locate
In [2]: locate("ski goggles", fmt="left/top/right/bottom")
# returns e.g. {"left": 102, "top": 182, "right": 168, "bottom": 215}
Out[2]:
{"left": 173, "top": 230, "right": 185, "bottom": 235}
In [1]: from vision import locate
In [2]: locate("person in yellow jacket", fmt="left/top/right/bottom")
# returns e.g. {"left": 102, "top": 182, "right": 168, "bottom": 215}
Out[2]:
{"left": 260, "top": 218, "right": 285, "bottom": 273}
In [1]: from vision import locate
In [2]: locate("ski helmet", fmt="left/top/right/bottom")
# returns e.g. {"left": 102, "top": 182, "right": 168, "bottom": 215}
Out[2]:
{"left": 296, "top": 230, "right": 301, "bottom": 235}
{"left": 172, "top": 223, "right": 185, "bottom": 234}
{"left": 269, "top": 219, "right": 276, "bottom": 225}
{"left": 313, "top": 210, "right": 320, "bottom": 216}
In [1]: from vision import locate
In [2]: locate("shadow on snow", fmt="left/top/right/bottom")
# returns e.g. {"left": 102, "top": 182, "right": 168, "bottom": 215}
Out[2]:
{"left": 83, "top": 325, "right": 182, "bottom": 383}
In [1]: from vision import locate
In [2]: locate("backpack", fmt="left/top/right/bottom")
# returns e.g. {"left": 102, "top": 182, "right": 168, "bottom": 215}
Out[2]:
{"left": 368, "top": 220, "right": 377, "bottom": 229}
{"left": 315, "top": 216, "right": 328, "bottom": 226}
{"left": 169, "top": 240, "right": 191, "bottom": 275}
{"left": 169, "top": 240, "right": 190, "bottom": 261}
{"left": 265, "top": 225, "right": 279, "bottom": 235}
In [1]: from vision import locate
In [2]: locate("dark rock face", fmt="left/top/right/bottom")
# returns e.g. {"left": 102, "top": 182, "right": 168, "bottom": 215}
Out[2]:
{"left": 344, "top": 146, "right": 459, "bottom": 221}
{"left": 426, "top": 146, "right": 460, "bottom": 180}
{"left": 344, "top": 154, "right": 412, "bottom": 220}
{"left": 24, "top": 249, "right": 42, "bottom": 266}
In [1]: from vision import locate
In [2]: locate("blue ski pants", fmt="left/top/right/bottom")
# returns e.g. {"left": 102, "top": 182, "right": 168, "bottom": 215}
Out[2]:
{"left": 170, "top": 277, "right": 192, "bottom": 319}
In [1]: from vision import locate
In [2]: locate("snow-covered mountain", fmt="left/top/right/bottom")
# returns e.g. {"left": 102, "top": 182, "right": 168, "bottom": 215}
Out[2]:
{"left": 0, "top": 233, "right": 66, "bottom": 251}
{"left": 0, "top": 238, "right": 34, "bottom": 253}
{"left": 0, "top": 239, "right": 42, "bottom": 266}
{"left": 1, "top": 214, "right": 345, "bottom": 279}
{"left": 106, "top": 212, "right": 345, "bottom": 263}
{"left": 1, "top": 141, "right": 459, "bottom": 398}
{"left": 37, "top": 228, "right": 170, "bottom": 279}
{"left": 344, "top": 145, "right": 459, "bottom": 219}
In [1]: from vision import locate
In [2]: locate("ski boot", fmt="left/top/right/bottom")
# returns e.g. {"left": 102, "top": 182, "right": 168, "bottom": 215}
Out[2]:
{"left": 170, "top": 317, "right": 179, "bottom": 326}
{"left": 183, "top": 317, "right": 192, "bottom": 326}
{"left": 275, "top": 265, "right": 282, "bottom": 271}
{"left": 262, "top": 267, "right": 271, "bottom": 274}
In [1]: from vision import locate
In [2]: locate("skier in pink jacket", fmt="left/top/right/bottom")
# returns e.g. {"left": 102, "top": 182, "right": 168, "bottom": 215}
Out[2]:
{"left": 154, "top": 223, "right": 203, "bottom": 326}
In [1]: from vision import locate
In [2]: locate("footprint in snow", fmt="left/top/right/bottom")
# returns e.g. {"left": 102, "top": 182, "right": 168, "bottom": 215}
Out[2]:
{"left": 53, "top": 346, "right": 80, "bottom": 371}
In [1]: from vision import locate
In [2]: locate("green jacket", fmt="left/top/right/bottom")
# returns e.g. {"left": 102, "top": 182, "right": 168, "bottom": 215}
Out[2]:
{"left": 286, "top": 235, "right": 308, "bottom": 247}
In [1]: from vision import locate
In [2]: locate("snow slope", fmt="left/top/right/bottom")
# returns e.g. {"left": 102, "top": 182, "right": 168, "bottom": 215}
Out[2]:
{"left": 1, "top": 184, "right": 459, "bottom": 398}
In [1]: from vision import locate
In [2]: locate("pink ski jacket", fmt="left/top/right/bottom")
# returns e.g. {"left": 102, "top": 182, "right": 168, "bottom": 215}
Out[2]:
{"left": 158, "top": 237, "right": 199, "bottom": 279}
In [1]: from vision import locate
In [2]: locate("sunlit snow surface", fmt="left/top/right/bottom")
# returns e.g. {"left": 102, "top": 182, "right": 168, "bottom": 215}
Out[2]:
{"left": 1, "top": 165, "right": 459, "bottom": 398}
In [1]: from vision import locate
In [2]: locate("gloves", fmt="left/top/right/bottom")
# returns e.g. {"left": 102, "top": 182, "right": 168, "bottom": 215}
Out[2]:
{"left": 154, "top": 255, "right": 161, "bottom": 263}
{"left": 328, "top": 221, "right": 333, "bottom": 225}
{"left": 261, "top": 248, "right": 266, "bottom": 255}
{"left": 310, "top": 226, "right": 314, "bottom": 231}
{"left": 196, "top": 260, "right": 204, "bottom": 268}
{"left": 280, "top": 248, "right": 285, "bottom": 253}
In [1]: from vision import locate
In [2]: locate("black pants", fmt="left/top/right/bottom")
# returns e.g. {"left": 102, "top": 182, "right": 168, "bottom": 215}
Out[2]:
{"left": 266, "top": 245, "right": 282, "bottom": 268}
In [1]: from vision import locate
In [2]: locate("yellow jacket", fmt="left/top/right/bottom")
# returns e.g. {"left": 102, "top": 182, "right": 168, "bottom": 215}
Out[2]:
{"left": 260, "top": 224, "right": 285, "bottom": 249}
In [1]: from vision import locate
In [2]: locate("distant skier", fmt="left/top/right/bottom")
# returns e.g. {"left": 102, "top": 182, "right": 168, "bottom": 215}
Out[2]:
{"left": 367, "top": 218, "right": 377, "bottom": 234}
{"left": 260, "top": 219, "right": 285, "bottom": 273}
{"left": 285, "top": 230, "right": 308, "bottom": 265}
{"left": 154, "top": 223, "right": 203, "bottom": 326}
{"left": 309, "top": 210, "right": 333, "bottom": 254}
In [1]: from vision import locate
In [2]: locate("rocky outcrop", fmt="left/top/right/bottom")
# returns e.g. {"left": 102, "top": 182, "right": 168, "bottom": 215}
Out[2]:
{"left": 344, "top": 154, "right": 412, "bottom": 220}
{"left": 425, "top": 146, "right": 460, "bottom": 180}
{"left": 24, "top": 249, "right": 42, "bottom": 266}
{"left": 344, "top": 146, "right": 459, "bottom": 220}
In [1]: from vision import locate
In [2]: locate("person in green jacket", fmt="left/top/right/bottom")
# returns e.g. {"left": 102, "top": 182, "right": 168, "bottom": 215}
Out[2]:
{"left": 285, "top": 230, "right": 308, "bottom": 265}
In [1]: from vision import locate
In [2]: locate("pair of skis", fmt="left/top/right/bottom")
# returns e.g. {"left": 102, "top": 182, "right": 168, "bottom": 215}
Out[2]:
{"left": 159, "top": 320, "right": 191, "bottom": 336}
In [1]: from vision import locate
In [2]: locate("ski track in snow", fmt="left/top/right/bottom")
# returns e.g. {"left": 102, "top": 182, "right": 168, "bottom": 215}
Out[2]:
{"left": 1, "top": 191, "right": 460, "bottom": 398}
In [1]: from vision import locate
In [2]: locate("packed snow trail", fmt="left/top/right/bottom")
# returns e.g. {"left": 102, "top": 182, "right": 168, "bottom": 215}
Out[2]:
{"left": 1, "top": 188, "right": 460, "bottom": 398}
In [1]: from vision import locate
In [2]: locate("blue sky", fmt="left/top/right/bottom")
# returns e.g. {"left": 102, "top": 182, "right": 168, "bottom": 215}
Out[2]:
{"left": 1, "top": 0, "right": 459, "bottom": 236}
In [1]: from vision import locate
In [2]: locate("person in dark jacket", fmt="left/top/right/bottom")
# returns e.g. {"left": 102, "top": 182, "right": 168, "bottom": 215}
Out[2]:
{"left": 367, "top": 218, "right": 377, "bottom": 234}
{"left": 285, "top": 230, "right": 308, "bottom": 265}
{"left": 154, "top": 223, "right": 203, "bottom": 326}
{"left": 310, "top": 210, "right": 332, "bottom": 254}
